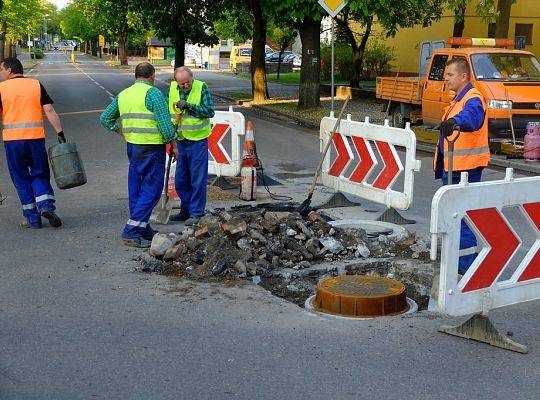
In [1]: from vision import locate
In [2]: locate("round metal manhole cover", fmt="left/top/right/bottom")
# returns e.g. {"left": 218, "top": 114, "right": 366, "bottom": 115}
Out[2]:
{"left": 312, "top": 275, "right": 409, "bottom": 318}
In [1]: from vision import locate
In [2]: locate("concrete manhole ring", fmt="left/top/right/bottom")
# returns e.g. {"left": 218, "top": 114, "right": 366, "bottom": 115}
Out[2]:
{"left": 304, "top": 295, "right": 418, "bottom": 320}
{"left": 328, "top": 219, "right": 408, "bottom": 241}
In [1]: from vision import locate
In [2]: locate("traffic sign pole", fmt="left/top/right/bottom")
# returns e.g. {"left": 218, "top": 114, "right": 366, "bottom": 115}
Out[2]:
{"left": 331, "top": 19, "right": 335, "bottom": 113}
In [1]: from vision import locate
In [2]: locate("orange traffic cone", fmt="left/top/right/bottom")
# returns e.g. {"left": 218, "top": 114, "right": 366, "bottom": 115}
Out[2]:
{"left": 242, "top": 121, "right": 257, "bottom": 168}
{"left": 242, "top": 121, "right": 260, "bottom": 168}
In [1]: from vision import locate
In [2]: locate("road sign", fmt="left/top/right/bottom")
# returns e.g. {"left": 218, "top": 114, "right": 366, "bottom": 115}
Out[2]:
{"left": 318, "top": 0, "right": 348, "bottom": 17}
{"left": 27, "top": 41, "right": 33, "bottom": 47}
{"left": 99, "top": 35, "right": 105, "bottom": 47}
{"left": 71, "top": 39, "right": 78, "bottom": 47}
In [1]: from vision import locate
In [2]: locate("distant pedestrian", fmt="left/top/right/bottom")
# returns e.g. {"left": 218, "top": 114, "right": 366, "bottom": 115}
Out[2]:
{"left": 100, "top": 62, "right": 178, "bottom": 248}
{"left": 0, "top": 58, "right": 64, "bottom": 229}
{"left": 168, "top": 66, "right": 215, "bottom": 226}
{"left": 434, "top": 57, "right": 490, "bottom": 274}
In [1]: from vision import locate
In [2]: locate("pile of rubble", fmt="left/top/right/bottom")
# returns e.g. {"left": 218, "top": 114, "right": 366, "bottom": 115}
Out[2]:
{"left": 140, "top": 208, "right": 431, "bottom": 281}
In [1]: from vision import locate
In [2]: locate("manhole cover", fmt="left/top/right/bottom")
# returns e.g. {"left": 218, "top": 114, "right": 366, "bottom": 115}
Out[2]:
{"left": 311, "top": 275, "right": 409, "bottom": 318}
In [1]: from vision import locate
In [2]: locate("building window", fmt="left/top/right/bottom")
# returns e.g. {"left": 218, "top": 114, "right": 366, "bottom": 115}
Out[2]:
{"left": 220, "top": 39, "right": 228, "bottom": 46}
{"left": 429, "top": 54, "right": 449, "bottom": 81}
{"left": 515, "top": 23, "right": 533, "bottom": 45}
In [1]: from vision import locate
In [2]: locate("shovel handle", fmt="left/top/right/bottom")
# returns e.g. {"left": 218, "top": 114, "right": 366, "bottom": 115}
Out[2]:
{"left": 57, "top": 131, "right": 67, "bottom": 144}
{"left": 444, "top": 126, "right": 461, "bottom": 185}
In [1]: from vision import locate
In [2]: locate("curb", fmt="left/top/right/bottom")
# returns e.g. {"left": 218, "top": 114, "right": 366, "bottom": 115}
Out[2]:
{"left": 250, "top": 104, "right": 320, "bottom": 130}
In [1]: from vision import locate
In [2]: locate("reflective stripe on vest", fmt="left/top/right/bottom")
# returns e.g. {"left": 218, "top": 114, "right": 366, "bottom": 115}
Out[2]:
{"left": 118, "top": 82, "right": 163, "bottom": 145}
{"left": 168, "top": 79, "right": 212, "bottom": 141}
{"left": 0, "top": 78, "right": 45, "bottom": 141}
{"left": 434, "top": 87, "right": 490, "bottom": 172}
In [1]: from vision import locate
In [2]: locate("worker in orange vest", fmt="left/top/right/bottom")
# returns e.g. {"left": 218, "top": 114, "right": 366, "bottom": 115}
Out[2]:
{"left": 434, "top": 57, "right": 490, "bottom": 274}
{"left": 0, "top": 58, "right": 65, "bottom": 229}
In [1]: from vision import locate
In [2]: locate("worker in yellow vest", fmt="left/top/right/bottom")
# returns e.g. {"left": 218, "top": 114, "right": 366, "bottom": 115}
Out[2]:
{"left": 100, "top": 62, "right": 178, "bottom": 248}
{"left": 168, "top": 66, "right": 215, "bottom": 226}
{"left": 435, "top": 57, "right": 490, "bottom": 274}
{"left": 0, "top": 58, "right": 64, "bottom": 229}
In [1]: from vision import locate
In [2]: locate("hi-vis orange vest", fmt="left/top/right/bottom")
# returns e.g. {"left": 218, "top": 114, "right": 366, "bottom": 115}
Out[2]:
{"left": 434, "top": 87, "right": 490, "bottom": 172}
{"left": 0, "top": 78, "right": 45, "bottom": 141}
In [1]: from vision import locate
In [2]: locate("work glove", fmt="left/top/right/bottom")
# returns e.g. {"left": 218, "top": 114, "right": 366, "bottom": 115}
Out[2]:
{"left": 57, "top": 130, "right": 66, "bottom": 143}
{"left": 175, "top": 100, "right": 188, "bottom": 110}
{"left": 440, "top": 118, "right": 457, "bottom": 138}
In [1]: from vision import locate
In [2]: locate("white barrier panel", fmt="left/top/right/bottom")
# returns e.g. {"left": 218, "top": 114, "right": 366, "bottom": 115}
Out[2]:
{"left": 430, "top": 169, "right": 540, "bottom": 317}
{"left": 208, "top": 106, "right": 245, "bottom": 177}
{"left": 320, "top": 115, "right": 421, "bottom": 210}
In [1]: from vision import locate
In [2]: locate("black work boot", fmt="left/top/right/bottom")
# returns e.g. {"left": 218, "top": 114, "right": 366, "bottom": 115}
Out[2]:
{"left": 41, "top": 211, "right": 62, "bottom": 228}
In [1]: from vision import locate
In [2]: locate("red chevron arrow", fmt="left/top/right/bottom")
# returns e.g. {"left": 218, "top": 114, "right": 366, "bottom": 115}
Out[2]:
{"left": 518, "top": 202, "right": 540, "bottom": 282}
{"left": 208, "top": 123, "right": 230, "bottom": 164}
{"left": 372, "top": 141, "right": 401, "bottom": 190}
{"left": 328, "top": 132, "right": 352, "bottom": 177}
{"left": 462, "top": 208, "right": 521, "bottom": 292}
{"left": 350, "top": 137, "right": 376, "bottom": 183}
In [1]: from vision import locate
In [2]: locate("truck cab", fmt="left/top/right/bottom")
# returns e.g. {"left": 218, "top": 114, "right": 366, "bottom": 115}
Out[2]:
{"left": 376, "top": 38, "right": 540, "bottom": 138}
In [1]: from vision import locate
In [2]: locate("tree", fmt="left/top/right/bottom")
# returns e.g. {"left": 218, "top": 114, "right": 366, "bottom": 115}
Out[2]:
{"left": 334, "top": 0, "right": 443, "bottom": 87}
{"left": 271, "top": 0, "right": 325, "bottom": 109}
{"left": 246, "top": 0, "right": 270, "bottom": 103}
{"left": 493, "top": 0, "right": 516, "bottom": 38}
{"left": 135, "top": 0, "right": 222, "bottom": 69}
{"left": 75, "top": 0, "right": 144, "bottom": 65}
{"left": 213, "top": 9, "right": 252, "bottom": 44}
{"left": 268, "top": 24, "right": 297, "bottom": 79}
{"left": 0, "top": 0, "right": 44, "bottom": 60}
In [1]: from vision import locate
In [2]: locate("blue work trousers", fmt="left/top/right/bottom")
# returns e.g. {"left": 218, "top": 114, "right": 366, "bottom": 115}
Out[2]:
{"left": 4, "top": 139, "right": 55, "bottom": 225}
{"left": 122, "top": 143, "right": 165, "bottom": 239}
{"left": 442, "top": 167, "right": 483, "bottom": 275}
{"left": 175, "top": 138, "right": 208, "bottom": 218}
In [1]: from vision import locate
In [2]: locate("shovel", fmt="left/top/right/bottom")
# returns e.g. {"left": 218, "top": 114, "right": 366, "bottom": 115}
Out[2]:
{"left": 297, "top": 98, "right": 349, "bottom": 216}
{"left": 444, "top": 127, "right": 460, "bottom": 185}
{"left": 150, "top": 148, "right": 174, "bottom": 225}
{"left": 150, "top": 115, "right": 181, "bottom": 224}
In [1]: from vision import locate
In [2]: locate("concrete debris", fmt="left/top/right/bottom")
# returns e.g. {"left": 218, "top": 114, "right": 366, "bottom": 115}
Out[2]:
{"left": 319, "top": 236, "right": 345, "bottom": 254}
{"left": 140, "top": 207, "right": 435, "bottom": 310}
{"left": 150, "top": 234, "right": 173, "bottom": 258}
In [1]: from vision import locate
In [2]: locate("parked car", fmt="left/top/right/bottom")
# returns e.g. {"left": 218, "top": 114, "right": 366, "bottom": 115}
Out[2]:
{"left": 265, "top": 51, "right": 295, "bottom": 63}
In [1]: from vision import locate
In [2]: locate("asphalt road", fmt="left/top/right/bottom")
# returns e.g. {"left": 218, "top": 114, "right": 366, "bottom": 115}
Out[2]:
{"left": 0, "top": 53, "right": 538, "bottom": 400}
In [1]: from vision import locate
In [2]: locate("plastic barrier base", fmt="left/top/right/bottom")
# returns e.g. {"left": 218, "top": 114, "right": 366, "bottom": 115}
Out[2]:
{"left": 376, "top": 207, "right": 416, "bottom": 225}
{"left": 316, "top": 192, "right": 360, "bottom": 209}
{"left": 439, "top": 314, "right": 528, "bottom": 354}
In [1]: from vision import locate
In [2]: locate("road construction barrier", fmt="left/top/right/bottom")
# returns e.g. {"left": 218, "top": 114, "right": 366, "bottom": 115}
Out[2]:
{"left": 208, "top": 106, "right": 245, "bottom": 177}
{"left": 320, "top": 115, "right": 421, "bottom": 210}
{"left": 165, "top": 106, "right": 245, "bottom": 200}
{"left": 430, "top": 169, "right": 540, "bottom": 317}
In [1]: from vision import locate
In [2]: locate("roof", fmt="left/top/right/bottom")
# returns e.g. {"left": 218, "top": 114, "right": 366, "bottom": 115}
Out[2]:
{"left": 146, "top": 37, "right": 173, "bottom": 47}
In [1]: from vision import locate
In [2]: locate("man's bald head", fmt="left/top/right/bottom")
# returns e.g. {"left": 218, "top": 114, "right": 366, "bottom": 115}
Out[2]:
{"left": 175, "top": 66, "right": 194, "bottom": 93}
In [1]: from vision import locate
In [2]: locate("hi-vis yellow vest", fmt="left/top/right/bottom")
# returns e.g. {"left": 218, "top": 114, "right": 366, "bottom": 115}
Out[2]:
{"left": 118, "top": 82, "right": 163, "bottom": 145}
{"left": 168, "top": 79, "right": 211, "bottom": 141}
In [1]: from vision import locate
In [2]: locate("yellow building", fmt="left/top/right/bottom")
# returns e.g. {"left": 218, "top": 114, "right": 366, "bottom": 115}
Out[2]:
{"left": 369, "top": 0, "right": 540, "bottom": 74}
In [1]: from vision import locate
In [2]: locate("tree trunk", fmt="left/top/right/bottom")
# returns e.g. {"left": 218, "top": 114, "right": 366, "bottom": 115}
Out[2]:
{"left": 452, "top": 5, "right": 466, "bottom": 40}
{"left": 335, "top": 13, "right": 371, "bottom": 88}
{"left": 91, "top": 38, "right": 98, "bottom": 56}
{"left": 495, "top": 0, "right": 513, "bottom": 39}
{"left": 5, "top": 39, "right": 12, "bottom": 60}
{"left": 118, "top": 31, "right": 128, "bottom": 66}
{"left": 174, "top": 31, "right": 185, "bottom": 69}
{"left": 277, "top": 45, "right": 286, "bottom": 80}
{"left": 248, "top": 0, "right": 269, "bottom": 103}
{"left": 0, "top": 23, "right": 6, "bottom": 63}
{"left": 298, "top": 17, "right": 321, "bottom": 110}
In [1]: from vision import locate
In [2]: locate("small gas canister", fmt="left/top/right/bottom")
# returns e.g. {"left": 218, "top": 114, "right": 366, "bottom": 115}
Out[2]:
{"left": 524, "top": 122, "right": 540, "bottom": 162}
{"left": 239, "top": 166, "right": 257, "bottom": 201}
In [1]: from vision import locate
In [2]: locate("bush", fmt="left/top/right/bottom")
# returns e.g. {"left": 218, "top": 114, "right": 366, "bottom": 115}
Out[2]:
{"left": 320, "top": 42, "right": 354, "bottom": 82}
{"left": 31, "top": 48, "right": 44, "bottom": 59}
{"left": 362, "top": 42, "right": 395, "bottom": 78}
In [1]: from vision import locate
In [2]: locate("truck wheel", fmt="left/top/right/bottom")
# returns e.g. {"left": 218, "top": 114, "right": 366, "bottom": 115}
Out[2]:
{"left": 390, "top": 105, "right": 405, "bottom": 129}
